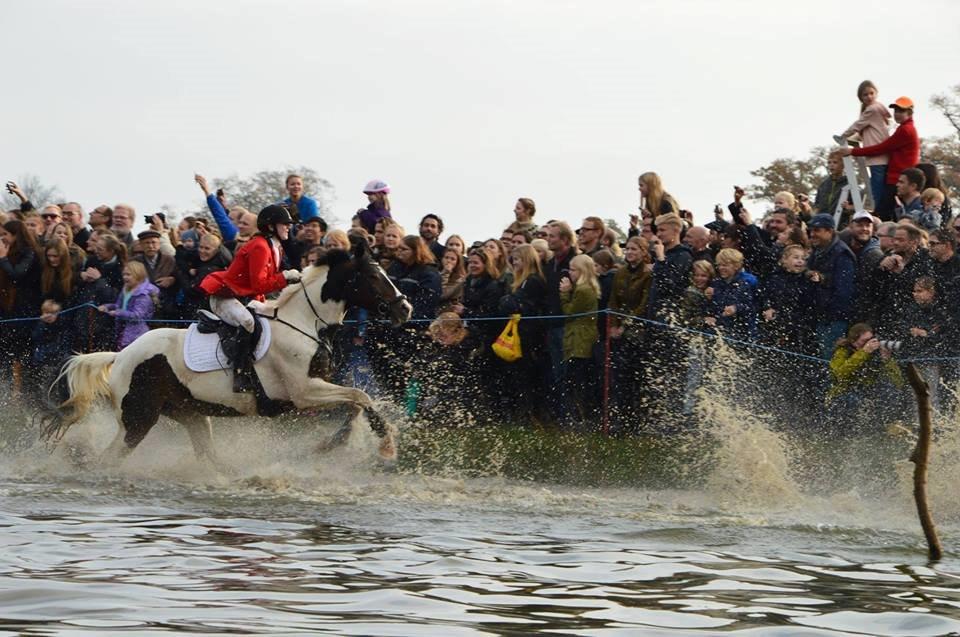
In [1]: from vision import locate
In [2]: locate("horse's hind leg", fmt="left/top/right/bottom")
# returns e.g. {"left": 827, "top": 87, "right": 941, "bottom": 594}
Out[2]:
{"left": 100, "top": 426, "right": 133, "bottom": 468}
{"left": 171, "top": 411, "right": 231, "bottom": 474}
{"left": 182, "top": 415, "right": 216, "bottom": 462}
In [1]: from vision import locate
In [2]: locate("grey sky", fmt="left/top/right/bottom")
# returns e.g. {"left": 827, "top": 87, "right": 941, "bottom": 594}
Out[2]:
{"left": 3, "top": 0, "right": 958, "bottom": 239}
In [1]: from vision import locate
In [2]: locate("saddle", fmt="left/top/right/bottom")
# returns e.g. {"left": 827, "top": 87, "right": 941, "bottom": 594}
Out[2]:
{"left": 197, "top": 309, "right": 263, "bottom": 392}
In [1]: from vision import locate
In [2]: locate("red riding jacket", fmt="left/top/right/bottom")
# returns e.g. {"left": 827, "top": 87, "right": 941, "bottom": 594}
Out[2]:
{"left": 200, "top": 235, "right": 287, "bottom": 301}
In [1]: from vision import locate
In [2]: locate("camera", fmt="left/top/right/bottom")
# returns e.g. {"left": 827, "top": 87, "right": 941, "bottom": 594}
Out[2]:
{"left": 144, "top": 212, "right": 167, "bottom": 226}
{"left": 878, "top": 340, "right": 902, "bottom": 353}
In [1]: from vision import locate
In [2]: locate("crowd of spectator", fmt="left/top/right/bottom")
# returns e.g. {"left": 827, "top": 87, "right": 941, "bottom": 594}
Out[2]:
{"left": 2, "top": 84, "right": 957, "bottom": 434}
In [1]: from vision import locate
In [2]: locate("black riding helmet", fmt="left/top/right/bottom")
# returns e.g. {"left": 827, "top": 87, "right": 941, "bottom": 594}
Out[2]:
{"left": 257, "top": 204, "right": 295, "bottom": 235}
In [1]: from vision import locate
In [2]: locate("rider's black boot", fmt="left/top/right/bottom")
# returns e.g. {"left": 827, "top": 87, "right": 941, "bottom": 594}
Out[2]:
{"left": 232, "top": 328, "right": 255, "bottom": 393}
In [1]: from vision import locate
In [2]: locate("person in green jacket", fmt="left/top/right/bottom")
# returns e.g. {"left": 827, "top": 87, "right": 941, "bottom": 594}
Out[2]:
{"left": 608, "top": 236, "right": 652, "bottom": 430}
{"left": 825, "top": 322, "right": 906, "bottom": 432}
{"left": 559, "top": 254, "right": 600, "bottom": 425}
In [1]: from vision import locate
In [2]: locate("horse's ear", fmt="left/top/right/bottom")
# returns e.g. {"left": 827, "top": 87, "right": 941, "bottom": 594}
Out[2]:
{"left": 350, "top": 235, "right": 367, "bottom": 261}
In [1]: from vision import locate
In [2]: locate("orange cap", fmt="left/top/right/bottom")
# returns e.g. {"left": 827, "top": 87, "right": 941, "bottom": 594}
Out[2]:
{"left": 889, "top": 96, "right": 915, "bottom": 110}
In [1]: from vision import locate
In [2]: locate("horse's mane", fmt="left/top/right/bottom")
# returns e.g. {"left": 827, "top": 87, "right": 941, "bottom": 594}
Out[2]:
{"left": 269, "top": 248, "right": 352, "bottom": 309}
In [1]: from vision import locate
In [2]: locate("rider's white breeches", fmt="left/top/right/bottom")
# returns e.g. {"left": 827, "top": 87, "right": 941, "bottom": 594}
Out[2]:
{"left": 210, "top": 296, "right": 255, "bottom": 333}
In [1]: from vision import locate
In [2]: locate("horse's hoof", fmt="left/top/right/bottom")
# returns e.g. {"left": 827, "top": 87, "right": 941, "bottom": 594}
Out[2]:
{"left": 377, "top": 436, "right": 397, "bottom": 464}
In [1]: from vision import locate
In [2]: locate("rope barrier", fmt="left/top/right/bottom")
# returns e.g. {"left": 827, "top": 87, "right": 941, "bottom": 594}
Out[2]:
{"left": 1, "top": 300, "right": 955, "bottom": 365}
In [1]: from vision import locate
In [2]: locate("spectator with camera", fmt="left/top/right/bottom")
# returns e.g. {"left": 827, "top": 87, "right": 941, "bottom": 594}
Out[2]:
{"left": 825, "top": 323, "right": 906, "bottom": 432}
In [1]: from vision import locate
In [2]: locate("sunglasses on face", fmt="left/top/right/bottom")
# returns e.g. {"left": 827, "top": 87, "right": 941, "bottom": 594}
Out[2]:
{"left": 42, "top": 214, "right": 60, "bottom": 219}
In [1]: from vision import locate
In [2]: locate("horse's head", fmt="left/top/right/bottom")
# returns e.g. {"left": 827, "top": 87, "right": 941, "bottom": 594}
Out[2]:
{"left": 321, "top": 238, "right": 413, "bottom": 327}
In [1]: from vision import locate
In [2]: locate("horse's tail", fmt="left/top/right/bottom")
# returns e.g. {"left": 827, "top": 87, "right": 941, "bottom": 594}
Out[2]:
{"left": 39, "top": 352, "right": 118, "bottom": 443}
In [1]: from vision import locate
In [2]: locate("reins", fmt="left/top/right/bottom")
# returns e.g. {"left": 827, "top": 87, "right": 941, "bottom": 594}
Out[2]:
{"left": 255, "top": 279, "right": 334, "bottom": 346}
{"left": 255, "top": 260, "right": 408, "bottom": 345}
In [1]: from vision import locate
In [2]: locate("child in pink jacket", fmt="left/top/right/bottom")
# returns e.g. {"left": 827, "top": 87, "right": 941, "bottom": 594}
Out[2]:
{"left": 836, "top": 80, "right": 892, "bottom": 208}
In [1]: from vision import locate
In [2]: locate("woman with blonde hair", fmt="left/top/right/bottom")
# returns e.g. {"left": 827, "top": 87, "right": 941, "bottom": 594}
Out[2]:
{"left": 559, "top": 253, "right": 600, "bottom": 425}
{"left": 498, "top": 244, "right": 549, "bottom": 422}
{"left": 483, "top": 238, "right": 511, "bottom": 286}
{"left": 607, "top": 236, "right": 651, "bottom": 429}
{"left": 638, "top": 172, "right": 679, "bottom": 218}
{"left": 530, "top": 238, "right": 552, "bottom": 264}
{"left": 445, "top": 234, "right": 467, "bottom": 257}
{"left": 324, "top": 229, "right": 351, "bottom": 251}
{"left": 376, "top": 222, "right": 405, "bottom": 270}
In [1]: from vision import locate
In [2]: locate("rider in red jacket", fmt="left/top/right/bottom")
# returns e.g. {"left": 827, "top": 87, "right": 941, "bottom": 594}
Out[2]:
{"left": 201, "top": 204, "right": 300, "bottom": 391}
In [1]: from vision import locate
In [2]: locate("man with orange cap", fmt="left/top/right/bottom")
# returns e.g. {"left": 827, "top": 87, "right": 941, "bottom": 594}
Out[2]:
{"left": 840, "top": 96, "right": 920, "bottom": 222}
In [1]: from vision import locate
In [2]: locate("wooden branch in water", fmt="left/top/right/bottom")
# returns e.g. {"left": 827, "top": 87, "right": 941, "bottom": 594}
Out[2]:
{"left": 905, "top": 363, "right": 943, "bottom": 562}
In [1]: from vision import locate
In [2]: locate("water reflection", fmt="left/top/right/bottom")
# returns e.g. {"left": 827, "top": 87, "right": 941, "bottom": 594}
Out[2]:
{"left": 0, "top": 476, "right": 959, "bottom": 635}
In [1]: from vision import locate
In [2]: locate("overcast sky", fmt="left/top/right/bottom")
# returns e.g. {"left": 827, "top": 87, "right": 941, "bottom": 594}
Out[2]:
{"left": 2, "top": 0, "right": 958, "bottom": 239}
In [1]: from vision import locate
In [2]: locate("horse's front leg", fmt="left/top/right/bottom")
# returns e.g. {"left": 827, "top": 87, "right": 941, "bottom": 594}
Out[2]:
{"left": 292, "top": 380, "right": 396, "bottom": 462}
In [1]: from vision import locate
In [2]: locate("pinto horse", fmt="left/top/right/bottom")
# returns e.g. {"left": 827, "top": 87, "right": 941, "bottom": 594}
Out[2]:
{"left": 42, "top": 241, "right": 413, "bottom": 468}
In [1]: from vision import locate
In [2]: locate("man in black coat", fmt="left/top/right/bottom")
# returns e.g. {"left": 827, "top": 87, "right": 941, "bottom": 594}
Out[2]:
{"left": 874, "top": 223, "right": 934, "bottom": 337}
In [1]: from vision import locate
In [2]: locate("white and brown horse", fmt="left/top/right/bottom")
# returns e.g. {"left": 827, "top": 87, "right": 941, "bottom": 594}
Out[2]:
{"left": 41, "top": 241, "right": 412, "bottom": 468}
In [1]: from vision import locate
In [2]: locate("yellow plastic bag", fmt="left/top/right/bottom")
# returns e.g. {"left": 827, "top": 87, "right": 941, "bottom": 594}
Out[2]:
{"left": 492, "top": 314, "right": 522, "bottom": 362}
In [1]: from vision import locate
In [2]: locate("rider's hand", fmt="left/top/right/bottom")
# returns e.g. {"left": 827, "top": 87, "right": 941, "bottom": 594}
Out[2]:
{"left": 283, "top": 269, "right": 301, "bottom": 283}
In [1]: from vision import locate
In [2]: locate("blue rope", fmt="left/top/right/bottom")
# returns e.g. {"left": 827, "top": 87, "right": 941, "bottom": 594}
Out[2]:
{"left": 3, "top": 301, "right": 958, "bottom": 365}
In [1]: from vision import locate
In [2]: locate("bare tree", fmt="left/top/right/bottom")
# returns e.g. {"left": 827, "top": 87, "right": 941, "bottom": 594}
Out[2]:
{"left": 930, "top": 84, "right": 960, "bottom": 137}
{"left": 211, "top": 166, "right": 336, "bottom": 220}
{"left": 604, "top": 218, "right": 627, "bottom": 242}
{"left": 747, "top": 146, "right": 829, "bottom": 203}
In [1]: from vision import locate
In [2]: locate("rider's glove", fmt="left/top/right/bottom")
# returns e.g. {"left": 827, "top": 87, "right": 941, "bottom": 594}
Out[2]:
{"left": 283, "top": 269, "right": 302, "bottom": 283}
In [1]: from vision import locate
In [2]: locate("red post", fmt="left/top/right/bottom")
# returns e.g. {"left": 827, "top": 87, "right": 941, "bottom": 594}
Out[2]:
{"left": 602, "top": 312, "right": 612, "bottom": 435}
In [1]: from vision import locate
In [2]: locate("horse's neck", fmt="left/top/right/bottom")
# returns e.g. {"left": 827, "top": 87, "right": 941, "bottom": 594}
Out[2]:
{"left": 278, "top": 268, "right": 345, "bottom": 328}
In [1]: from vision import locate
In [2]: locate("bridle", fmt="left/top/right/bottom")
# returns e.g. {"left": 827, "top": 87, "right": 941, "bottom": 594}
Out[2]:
{"left": 349, "top": 259, "right": 409, "bottom": 318}
{"left": 257, "top": 258, "right": 407, "bottom": 345}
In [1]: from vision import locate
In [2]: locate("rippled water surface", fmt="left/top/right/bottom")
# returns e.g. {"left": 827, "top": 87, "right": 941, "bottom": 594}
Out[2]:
{"left": 2, "top": 409, "right": 960, "bottom": 636}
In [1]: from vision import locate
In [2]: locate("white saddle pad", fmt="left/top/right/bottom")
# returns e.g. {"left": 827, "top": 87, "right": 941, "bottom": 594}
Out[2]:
{"left": 183, "top": 317, "right": 272, "bottom": 373}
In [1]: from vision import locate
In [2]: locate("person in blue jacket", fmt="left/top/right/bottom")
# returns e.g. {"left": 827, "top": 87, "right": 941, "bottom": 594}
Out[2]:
{"left": 704, "top": 248, "right": 757, "bottom": 341}
{"left": 282, "top": 173, "right": 320, "bottom": 222}
{"left": 806, "top": 213, "right": 856, "bottom": 359}
{"left": 195, "top": 173, "right": 239, "bottom": 242}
